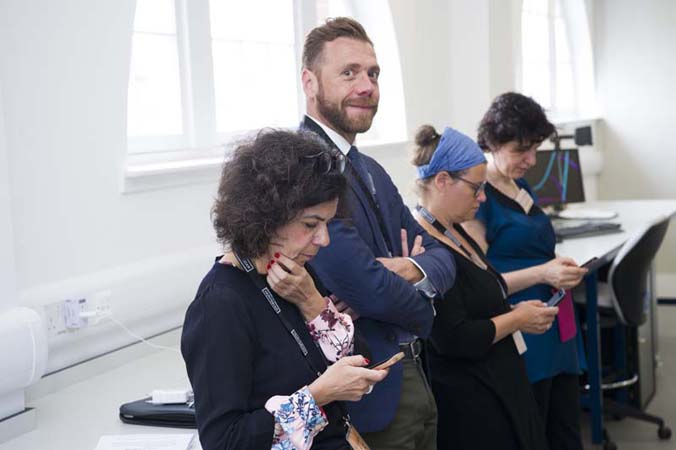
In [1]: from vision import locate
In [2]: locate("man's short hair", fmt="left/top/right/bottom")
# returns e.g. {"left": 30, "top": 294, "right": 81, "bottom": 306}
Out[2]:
{"left": 302, "top": 17, "right": 374, "bottom": 71}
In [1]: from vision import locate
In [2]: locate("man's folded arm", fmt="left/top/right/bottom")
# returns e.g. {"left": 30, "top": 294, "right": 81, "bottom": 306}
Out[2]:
{"left": 309, "top": 220, "right": 435, "bottom": 336}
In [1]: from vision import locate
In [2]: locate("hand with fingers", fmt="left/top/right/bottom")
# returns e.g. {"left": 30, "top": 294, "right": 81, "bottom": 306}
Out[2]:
{"left": 541, "top": 257, "right": 588, "bottom": 289}
{"left": 308, "top": 355, "right": 390, "bottom": 406}
{"left": 513, "top": 300, "right": 559, "bottom": 334}
{"left": 266, "top": 253, "right": 326, "bottom": 321}
{"left": 376, "top": 229, "right": 426, "bottom": 283}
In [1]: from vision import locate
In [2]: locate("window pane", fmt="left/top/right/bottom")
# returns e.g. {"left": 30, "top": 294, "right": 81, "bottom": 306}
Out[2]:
{"left": 212, "top": 41, "right": 298, "bottom": 133}
{"left": 209, "top": 0, "right": 294, "bottom": 43}
{"left": 523, "top": 62, "right": 551, "bottom": 109}
{"left": 209, "top": 0, "right": 298, "bottom": 134}
{"left": 522, "top": 12, "right": 550, "bottom": 62}
{"left": 555, "top": 62, "right": 575, "bottom": 112}
{"left": 554, "top": 16, "right": 571, "bottom": 63}
{"left": 127, "top": 33, "right": 183, "bottom": 137}
{"left": 133, "top": 0, "right": 176, "bottom": 34}
{"left": 316, "top": 0, "right": 352, "bottom": 23}
{"left": 522, "top": 0, "right": 548, "bottom": 15}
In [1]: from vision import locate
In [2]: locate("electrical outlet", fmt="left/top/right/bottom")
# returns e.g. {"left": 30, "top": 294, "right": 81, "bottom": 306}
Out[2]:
{"left": 88, "top": 290, "right": 112, "bottom": 325}
{"left": 65, "top": 298, "right": 87, "bottom": 329}
{"left": 44, "top": 301, "right": 68, "bottom": 336}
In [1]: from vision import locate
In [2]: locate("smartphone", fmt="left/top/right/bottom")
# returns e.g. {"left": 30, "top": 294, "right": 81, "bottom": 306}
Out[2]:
{"left": 546, "top": 288, "right": 567, "bottom": 307}
{"left": 580, "top": 256, "right": 602, "bottom": 272}
{"left": 368, "top": 352, "right": 405, "bottom": 370}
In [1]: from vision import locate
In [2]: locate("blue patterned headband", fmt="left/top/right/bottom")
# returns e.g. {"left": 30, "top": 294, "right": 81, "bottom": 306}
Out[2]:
{"left": 416, "top": 127, "right": 486, "bottom": 179}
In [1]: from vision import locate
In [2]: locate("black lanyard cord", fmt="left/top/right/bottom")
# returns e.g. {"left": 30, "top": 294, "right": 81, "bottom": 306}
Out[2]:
{"left": 415, "top": 205, "right": 508, "bottom": 298}
{"left": 232, "top": 253, "right": 352, "bottom": 424}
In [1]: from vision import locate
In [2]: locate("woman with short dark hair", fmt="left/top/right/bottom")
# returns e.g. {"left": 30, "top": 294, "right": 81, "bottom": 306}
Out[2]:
{"left": 182, "top": 129, "right": 388, "bottom": 450}
{"left": 466, "top": 92, "right": 587, "bottom": 450}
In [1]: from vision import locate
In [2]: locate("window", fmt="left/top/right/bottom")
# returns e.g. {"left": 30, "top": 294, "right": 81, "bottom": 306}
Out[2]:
{"left": 126, "top": 0, "right": 405, "bottom": 162}
{"left": 127, "top": 0, "right": 183, "bottom": 141}
{"left": 519, "top": 0, "right": 595, "bottom": 119}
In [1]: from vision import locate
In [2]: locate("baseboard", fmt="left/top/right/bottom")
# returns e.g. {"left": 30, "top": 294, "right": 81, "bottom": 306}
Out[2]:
{"left": 0, "top": 408, "right": 36, "bottom": 445}
{"left": 658, "top": 298, "right": 676, "bottom": 305}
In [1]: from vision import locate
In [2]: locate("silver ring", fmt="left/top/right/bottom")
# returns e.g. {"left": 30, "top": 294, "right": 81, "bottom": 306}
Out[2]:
{"left": 366, "top": 385, "right": 373, "bottom": 394}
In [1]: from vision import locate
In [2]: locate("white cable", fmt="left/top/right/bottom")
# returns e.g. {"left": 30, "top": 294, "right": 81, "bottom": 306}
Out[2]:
{"left": 104, "top": 314, "right": 181, "bottom": 354}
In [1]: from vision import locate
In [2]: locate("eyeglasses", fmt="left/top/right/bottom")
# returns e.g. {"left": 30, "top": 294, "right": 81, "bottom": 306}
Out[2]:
{"left": 453, "top": 175, "right": 487, "bottom": 198}
{"left": 304, "top": 150, "right": 346, "bottom": 174}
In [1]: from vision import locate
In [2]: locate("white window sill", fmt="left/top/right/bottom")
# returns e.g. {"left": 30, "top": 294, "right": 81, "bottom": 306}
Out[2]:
{"left": 122, "top": 139, "right": 409, "bottom": 194}
{"left": 122, "top": 147, "right": 226, "bottom": 194}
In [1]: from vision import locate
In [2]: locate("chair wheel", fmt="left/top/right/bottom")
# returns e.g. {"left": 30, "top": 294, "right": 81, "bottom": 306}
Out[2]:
{"left": 658, "top": 425, "right": 672, "bottom": 440}
{"left": 604, "top": 440, "right": 618, "bottom": 450}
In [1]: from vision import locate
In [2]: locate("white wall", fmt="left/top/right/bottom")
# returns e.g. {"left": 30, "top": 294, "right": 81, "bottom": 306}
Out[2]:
{"left": 593, "top": 0, "right": 676, "bottom": 295}
{"left": 0, "top": 83, "right": 17, "bottom": 312}
{"left": 0, "top": 0, "right": 514, "bottom": 375}
{"left": 0, "top": 0, "right": 219, "bottom": 372}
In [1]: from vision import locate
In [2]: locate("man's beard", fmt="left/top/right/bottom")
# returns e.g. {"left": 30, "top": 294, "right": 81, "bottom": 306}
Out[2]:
{"left": 316, "top": 86, "right": 378, "bottom": 136}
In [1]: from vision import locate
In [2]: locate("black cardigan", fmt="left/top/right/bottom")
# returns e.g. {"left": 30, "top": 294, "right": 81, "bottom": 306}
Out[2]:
{"left": 181, "top": 261, "right": 348, "bottom": 450}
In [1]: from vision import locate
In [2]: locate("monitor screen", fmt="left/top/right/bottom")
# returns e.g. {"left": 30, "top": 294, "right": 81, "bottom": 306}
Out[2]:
{"left": 523, "top": 149, "right": 585, "bottom": 207}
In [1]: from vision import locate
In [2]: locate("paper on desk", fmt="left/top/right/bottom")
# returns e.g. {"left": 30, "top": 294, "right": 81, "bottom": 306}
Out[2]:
{"left": 93, "top": 433, "right": 195, "bottom": 450}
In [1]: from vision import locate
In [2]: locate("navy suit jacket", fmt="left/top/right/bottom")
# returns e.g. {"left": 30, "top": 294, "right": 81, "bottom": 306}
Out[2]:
{"left": 302, "top": 116, "right": 456, "bottom": 432}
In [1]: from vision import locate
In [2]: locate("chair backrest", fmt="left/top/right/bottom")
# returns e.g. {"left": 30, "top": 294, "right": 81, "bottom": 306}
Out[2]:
{"left": 608, "top": 217, "right": 670, "bottom": 326}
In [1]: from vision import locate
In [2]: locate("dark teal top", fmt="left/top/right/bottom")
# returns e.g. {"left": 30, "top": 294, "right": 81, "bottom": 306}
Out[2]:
{"left": 475, "top": 179, "right": 586, "bottom": 383}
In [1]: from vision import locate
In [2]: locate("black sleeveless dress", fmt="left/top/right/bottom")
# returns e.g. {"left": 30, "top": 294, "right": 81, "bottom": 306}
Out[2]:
{"left": 428, "top": 224, "right": 549, "bottom": 450}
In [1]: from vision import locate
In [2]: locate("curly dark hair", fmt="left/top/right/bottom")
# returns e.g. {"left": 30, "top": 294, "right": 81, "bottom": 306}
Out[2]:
{"left": 477, "top": 92, "right": 557, "bottom": 152}
{"left": 212, "top": 129, "right": 347, "bottom": 259}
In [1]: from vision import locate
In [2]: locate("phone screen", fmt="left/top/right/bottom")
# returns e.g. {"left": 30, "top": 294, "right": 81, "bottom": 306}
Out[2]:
{"left": 546, "top": 288, "right": 567, "bottom": 307}
{"left": 368, "top": 352, "right": 405, "bottom": 370}
{"left": 581, "top": 256, "right": 602, "bottom": 272}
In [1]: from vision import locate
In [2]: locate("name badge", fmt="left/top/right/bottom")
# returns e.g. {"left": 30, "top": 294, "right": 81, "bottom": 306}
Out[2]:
{"left": 512, "top": 330, "right": 527, "bottom": 355}
{"left": 514, "top": 188, "right": 534, "bottom": 214}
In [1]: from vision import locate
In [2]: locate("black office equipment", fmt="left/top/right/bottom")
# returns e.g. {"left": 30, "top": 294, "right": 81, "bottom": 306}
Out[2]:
{"left": 577, "top": 218, "right": 671, "bottom": 449}
{"left": 524, "top": 149, "right": 586, "bottom": 208}
{"left": 119, "top": 397, "right": 196, "bottom": 428}
{"left": 553, "top": 220, "right": 622, "bottom": 240}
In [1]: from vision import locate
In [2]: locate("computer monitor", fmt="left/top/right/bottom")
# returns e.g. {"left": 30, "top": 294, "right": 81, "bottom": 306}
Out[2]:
{"left": 523, "top": 149, "right": 585, "bottom": 207}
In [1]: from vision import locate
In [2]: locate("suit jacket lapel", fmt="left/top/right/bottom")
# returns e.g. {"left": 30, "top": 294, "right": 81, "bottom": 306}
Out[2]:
{"left": 300, "top": 117, "right": 391, "bottom": 256}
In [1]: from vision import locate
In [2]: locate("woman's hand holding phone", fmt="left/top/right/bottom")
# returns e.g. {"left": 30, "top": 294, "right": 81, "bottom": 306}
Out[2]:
{"left": 541, "top": 257, "right": 588, "bottom": 289}
{"left": 308, "top": 355, "right": 390, "bottom": 406}
{"left": 513, "top": 300, "right": 558, "bottom": 334}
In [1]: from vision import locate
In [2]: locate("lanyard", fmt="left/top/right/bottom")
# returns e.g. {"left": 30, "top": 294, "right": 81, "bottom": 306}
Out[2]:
{"left": 233, "top": 253, "right": 324, "bottom": 377}
{"left": 415, "top": 205, "right": 508, "bottom": 298}
{"left": 232, "top": 253, "right": 354, "bottom": 429}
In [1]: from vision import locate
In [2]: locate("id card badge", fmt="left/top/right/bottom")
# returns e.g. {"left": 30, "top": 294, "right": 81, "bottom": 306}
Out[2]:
{"left": 346, "top": 423, "right": 371, "bottom": 450}
{"left": 512, "top": 330, "right": 527, "bottom": 355}
{"left": 514, "top": 188, "right": 534, "bottom": 214}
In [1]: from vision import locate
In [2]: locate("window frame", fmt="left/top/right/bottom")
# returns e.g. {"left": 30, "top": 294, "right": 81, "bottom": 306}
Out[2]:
{"left": 124, "top": 0, "right": 407, "bottom": 193}
{"left": 516, "top": 0, "right": 597, "bottom": 123}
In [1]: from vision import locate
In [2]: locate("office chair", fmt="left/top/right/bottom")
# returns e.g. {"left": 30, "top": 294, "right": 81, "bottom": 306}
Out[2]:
{"left": 580, "top": 216, "right": 671, "bottom": 450}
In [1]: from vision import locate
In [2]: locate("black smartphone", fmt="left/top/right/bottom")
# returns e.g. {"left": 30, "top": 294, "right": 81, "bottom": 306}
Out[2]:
{"left": 546, "top": 288, "right": 567, "bottom": 307}
{"left": 580, "top": 256, "right": 602, "bottom": 272}
{"left": 367, "top": 352, "right": 405, "bottom": 370}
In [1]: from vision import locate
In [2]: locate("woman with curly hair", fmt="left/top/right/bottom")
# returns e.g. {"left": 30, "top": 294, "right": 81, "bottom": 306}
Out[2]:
{"left": 182, "top": 129, "right": 388, "bottom": 450}
{"left": 464, "top": 92, "right": 587, "bottom": 450}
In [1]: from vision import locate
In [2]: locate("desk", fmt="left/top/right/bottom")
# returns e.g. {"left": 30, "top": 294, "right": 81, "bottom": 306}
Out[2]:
{"left": 556, "top": 199, "right": 676, "bottom": 446}
{"left": 0, "top": 330, "right": 201, "bottom": 450}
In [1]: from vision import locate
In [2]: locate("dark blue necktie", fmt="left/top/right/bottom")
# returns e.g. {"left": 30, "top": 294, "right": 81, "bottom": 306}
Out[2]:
{"left": 348, "top": 146, "right": 376, "bottom": 197}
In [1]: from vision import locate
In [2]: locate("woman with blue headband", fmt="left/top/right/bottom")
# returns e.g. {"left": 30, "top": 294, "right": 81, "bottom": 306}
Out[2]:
{"left": 411, "top": 125, "right": 557, "bottom": 450}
